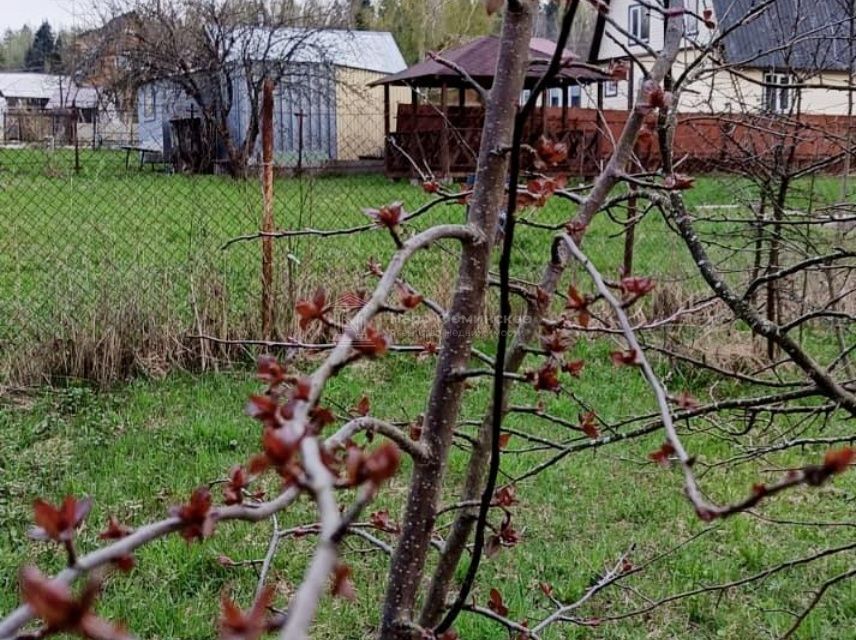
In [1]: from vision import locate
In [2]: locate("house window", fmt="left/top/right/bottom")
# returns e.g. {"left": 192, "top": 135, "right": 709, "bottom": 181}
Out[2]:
{"left": 570, "top": 85, "right": 581, "bottom": 108}
{"left": 763, "top": 73, "right": 795, "bottom": 113}
{"left": 604, "top": 80, "right": 619, "bottom": 97}
{"left": 628, "top": 4, "right": 650, "bottom": 44}
{"left": 143, "top": 86, "right": 156, "bottom": 120}
{"left": 684, "top": 0, "right": 700, "bottom": 36}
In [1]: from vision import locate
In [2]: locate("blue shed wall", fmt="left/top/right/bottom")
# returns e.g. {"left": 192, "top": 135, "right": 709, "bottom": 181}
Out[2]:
{"left": 136, "top": 63, "right": 338, "bottom": 166}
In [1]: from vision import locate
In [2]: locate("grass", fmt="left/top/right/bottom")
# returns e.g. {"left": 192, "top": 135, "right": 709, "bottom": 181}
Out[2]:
{"left": 1, "top": 354, "right": 853, "bottom": 639}
{"left": 0, "top": 144, "right": 816, "bottom": 383}
{"left": 0, "top": 147, "right": 853, "bottom": 637}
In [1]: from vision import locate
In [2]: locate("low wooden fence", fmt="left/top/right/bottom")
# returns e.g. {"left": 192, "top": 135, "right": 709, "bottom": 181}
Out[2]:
{"left": 385, "top": 105, "right": 856, "bottom": 178}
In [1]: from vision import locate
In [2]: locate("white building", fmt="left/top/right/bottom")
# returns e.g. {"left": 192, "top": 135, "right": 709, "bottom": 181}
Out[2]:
{"left": 585, "top": 0, "right": 854, "bottom": 116}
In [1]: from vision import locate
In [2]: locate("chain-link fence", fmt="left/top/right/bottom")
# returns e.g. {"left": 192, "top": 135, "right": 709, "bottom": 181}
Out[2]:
{"left": 3, "top": 103, "right": 852, "bottom": 386}
{"left": 0, "top": 108, "right": 472, "bottom": 386}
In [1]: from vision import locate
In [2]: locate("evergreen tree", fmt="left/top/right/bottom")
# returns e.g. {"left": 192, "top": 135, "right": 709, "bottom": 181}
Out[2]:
{"left": 24, "top": 21, "right": 56, "bottom": 72}
{"left": 50, "top": 33, "right": 65, "bottom": 73}
{"left": 353, "top": 0, "right": 373, "bottom": 29}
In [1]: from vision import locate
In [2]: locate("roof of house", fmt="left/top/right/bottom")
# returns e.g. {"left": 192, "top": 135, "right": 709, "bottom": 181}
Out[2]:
{"left": 46, "top": 84, "right": 100, "bottom": 109}
{"left": 229, "top": 28, "right": 407, "bottom": 74}
{"left": 371, "top": 36, "right": 612, "bottom": 88}
{"left": 712, "top": 0, "right": 852, "bottom": 72}
{"left": 0, "top": 73, "right": 61, "bottom": 100}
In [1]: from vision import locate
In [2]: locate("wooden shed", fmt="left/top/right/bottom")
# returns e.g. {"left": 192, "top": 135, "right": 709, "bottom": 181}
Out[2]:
{"left": 136, "top": 29, "right": 411, "bottom": 171}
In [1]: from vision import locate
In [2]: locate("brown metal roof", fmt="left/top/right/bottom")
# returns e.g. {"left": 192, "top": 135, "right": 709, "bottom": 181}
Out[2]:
{"left": 370, "top": 36, "right": 612, "bottom": 88}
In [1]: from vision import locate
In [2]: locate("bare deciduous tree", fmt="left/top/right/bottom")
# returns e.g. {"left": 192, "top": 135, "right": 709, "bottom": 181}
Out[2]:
{"left": 1, "top": 2, "right": 854, "bottom": 640}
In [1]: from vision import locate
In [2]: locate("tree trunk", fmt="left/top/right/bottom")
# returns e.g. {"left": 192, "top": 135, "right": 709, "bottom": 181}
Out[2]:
{"left": 378, "top": 3, "right": 537, "bottom": 638}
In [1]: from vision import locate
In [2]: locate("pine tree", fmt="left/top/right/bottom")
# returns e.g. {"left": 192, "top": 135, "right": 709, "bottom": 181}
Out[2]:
{"left": 353, "top": 0, "right": 373, "bottom": 29}
{"left": 50, "top": 33, "right": 65, "bottom": 73}
{"left": 24, "top": 21, "right": 56, "bottom": 72}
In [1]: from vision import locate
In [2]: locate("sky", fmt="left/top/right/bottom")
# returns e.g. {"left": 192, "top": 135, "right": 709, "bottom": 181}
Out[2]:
{"left": 0, "top": 0, "right": 87, "bottom": 32}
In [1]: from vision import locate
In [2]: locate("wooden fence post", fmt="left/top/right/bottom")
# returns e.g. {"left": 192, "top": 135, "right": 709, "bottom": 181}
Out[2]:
{"left": 261, "top": 78, "right": 275, "bottom": 339}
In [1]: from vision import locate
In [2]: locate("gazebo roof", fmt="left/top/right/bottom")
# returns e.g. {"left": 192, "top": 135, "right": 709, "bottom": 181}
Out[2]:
{"left": 370, "top": 36, "right": 612, "bottom": 88}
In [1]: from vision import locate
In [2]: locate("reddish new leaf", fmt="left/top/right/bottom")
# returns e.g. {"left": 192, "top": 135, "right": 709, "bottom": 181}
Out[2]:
{"left": 353, "top": 326, "right": 389, "bottom": 358}
{"left": 418, "top": 341, "right": 438, "bottom": 360}
{"left": 250, "top": 427, "right": 302, "bottom": 476}
{"left": 369, "top": 509, "right": 400, "bottom": 534}
{"left": 219, "top": 585, "right": 275, "bottom": 640}
{"left": 610, "top": 349, "right": 639, "bottom": 367}
{"left": 20, "top": 566, "right": 130, "bottom": 639}
{"left": 223, "top": 465, "right": 249, "bottom": 506}
{"left": 675, "top": 390, "right": 700, "bottom": 410}
{"left": 493, "top": 484, "right": 518, "bottom": 507}
{"left": 338, "top": 290, "right": 368, "bottom": 311}
{"left": 256, "top": 355, "right": 286, "bottom": 387}
{"left": 245, "top": 394, "right": 280, "bottom": 428}
{"left": 641, "top": 79, "right": 673, "bottom": 111}
{"left": 541, "top": 330, "right": 570, "bottom": 356}
{"left": 409, "top": 419, "right": 423, "bottom": 441}
{"left": 363, "top": 201, "right": 404, "bottom": 229}
{"left": 663, "top": 173, "right": 695, "bottom": 190}
{"left": 346, "top": 443, "right": 401, "bottom": 487}
{"left": 98, "top": 516, "right": 132, "bottom": 541}
{"left": 295, "top": 288, "right": 329, "bottom": 329}
{"left": 823, "top": 447, "right": 854, "bottom": 475}
{"left": 580, "top": 412, "right": 600, "bottom": 440}
{"left": 354, "top": 395, "right": 371, "bottom": 417}
{"left": 498, "top": 433, "right": 512, "bottom": 450}
{"left": 397, "top": 283, "right": 424, "bottom": 309}
{"left": 30, "top": 496, "right": 92, "bottom": 543}
{"left": 98, "top": 516, "right": 135, "bottom": 571}
{"left": 170, "top": 487, "right": 216, "bottom": 542}
{"left": 562, "top": 359, "right": 585, "bottom": 377}
{"left": 535, "top": 135, "right": 569, "bottom": 167}
{"left": 533, "top": 362, "right": 561, "bottom": 393}
{"left": 619, "top": 275, "right": 656, "bottom": 297}
{"left": 331, "top": 564, "right": 356, "bottom": 601}
{"left": 487, "top": 588, "right": 509, "bottom": 617}
{"left": 649, "top": 442, "right": 677, "bottom": 467}
{"left": 485, "top": 0, "right": 503, "bottom": 16}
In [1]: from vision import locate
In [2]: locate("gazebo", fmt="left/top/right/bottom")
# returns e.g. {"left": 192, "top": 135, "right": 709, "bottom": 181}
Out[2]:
{"left": 371, "top": 36, "right": 617, "bottom": 178}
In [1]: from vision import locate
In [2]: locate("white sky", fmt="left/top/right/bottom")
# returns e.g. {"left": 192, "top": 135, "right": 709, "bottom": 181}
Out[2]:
{"left": 0, "top": 0, "right": 88, "bottom": 32}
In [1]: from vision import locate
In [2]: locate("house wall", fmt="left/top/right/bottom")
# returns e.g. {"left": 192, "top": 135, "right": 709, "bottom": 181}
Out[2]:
{"left": 596, "top": 0, "right": 715, "bottom": 62}
{"left": 271, "top": 64, "right": 338, "bottom": 167}
{"left": 583, "top": 49, "right": 855, "bottom": 116}
{"left": 136, "top": 64, "right": 411, "bottom": 165}
{"left": 335, "top": 67, "right": 410, "bottom": 161}
{"left": 591, "top": 2, "right": 854, "bottom": 116}
{"left": 136, "top": 81, "right": 199, "bottom": 150}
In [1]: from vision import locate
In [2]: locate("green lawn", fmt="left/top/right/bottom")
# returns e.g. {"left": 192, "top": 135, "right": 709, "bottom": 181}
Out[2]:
{"left": 1, "top": 356, "right": 853, "bottom": 639}
{"left": 0, "top": 146, "right": 800, "bottom": 383}
{"left": 0, "top": 148, "right": 853, "bottom": 638}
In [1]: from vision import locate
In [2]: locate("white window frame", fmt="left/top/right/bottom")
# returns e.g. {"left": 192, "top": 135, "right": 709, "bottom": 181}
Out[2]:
{"left": 604, "top": 80, "right": 619, "bottom": 97}
{"left": 763, "top": 73, "right": 795, "bottom": 114}
{"left": 628, "top": 4, "right": 650, "bottom": 44}
{"left": 684, "top": 0, "right": 700, "bottom": 37}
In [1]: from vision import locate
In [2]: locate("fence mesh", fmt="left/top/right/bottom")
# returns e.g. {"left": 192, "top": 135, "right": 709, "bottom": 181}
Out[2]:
{"left": 3, "top": 104, "right": 850, "bottom": 386}
{"left": 0, "top": 108, "right": 473, "bottom": 385}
